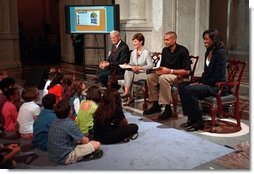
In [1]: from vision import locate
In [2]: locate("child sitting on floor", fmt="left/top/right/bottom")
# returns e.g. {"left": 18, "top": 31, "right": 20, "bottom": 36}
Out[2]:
{"left": 75, "top": 85, "right": 101, "bottom": 135}
{"left": 93, "top": 88, "right": 139, "bottom": 144}
{"left": 68, "top": 79, "right": 86, "bottom": 120}
{"left": 17, "top": 87, "right": 41, "bottom": 139}
{"left": 1, "top": 87, "right": 20, "bottom": 133}
{"left": 47, "top": 99, "right": 103, "bottom": 165}
{"left": 32, "top": 94, "right": 57, "bottom": 151}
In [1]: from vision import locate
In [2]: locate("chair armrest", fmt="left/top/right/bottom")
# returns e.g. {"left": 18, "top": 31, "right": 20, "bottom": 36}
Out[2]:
{"left": 215, "top": 81, "right": 239, "bottom": 97}
{"left": 216, "top": 81, "right": 239, "bottom": 88}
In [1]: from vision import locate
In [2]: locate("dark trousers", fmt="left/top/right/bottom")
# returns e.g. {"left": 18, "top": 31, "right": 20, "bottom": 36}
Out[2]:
{"left": 178, "top": 82, "right": 216, "bottom": 122}
{"left": 73, "top": 44, "right": 83, "bottom": 65}
{"left": 100, "top": 123, "right": 138, "bottom": 144}
{"left": 97, "top": 68, "right": 112, "bottom": 87}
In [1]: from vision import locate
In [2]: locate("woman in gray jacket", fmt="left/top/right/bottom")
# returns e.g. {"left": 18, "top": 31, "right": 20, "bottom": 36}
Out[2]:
{"left": 121, "top": 33, "right": 153, "bottom": 106}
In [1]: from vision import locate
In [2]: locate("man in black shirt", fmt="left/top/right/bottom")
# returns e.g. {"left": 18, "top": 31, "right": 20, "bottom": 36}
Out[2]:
{"left": 143, "top": 31, "right": 191, "bottom": 120}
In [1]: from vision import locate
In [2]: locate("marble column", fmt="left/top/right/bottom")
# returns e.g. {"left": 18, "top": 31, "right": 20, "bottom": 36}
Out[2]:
{"left": 235, "top": 0, "right": 249, "bottom": 52}
{"left": 0, "top": 0, "right": 21, "bottom": 68}
{"left": 127, "top": 0, "right": 146, "bottom": 24}
{"left": 115, "top": 0, "right": 129, "bottom": 22}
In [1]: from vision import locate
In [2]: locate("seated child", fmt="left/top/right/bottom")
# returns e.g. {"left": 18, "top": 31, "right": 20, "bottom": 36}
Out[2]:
{"left": 42, "top": 67, "right": 61, "bottom": 97}
{"left": 69, "top": 79, "right": 86, "bottom": 119}
{"left": 0, "top": 143, "right": 21, "bottom": 169}
{"left": 93, "top": 88, "right": 139, "bottom": 144}
{"left": 75, "top": 85, "right": 101, "bottom": 135}
{"left": 47, "top": 99, "right": 103, "bottom": 165}
{"left": 17, "top": 87, "right": 41, "bottom": 139}
{"left": 47, "top": 72, "right": 63, "bottom": 103}
{"left": 32, "top": 94, "right": 57, "bottom": 151}
{"left": 0, "top": 77, "right": 16, "bottom": 135}
{"left": 1, "top": 87, "right": 20, "bottom": 132}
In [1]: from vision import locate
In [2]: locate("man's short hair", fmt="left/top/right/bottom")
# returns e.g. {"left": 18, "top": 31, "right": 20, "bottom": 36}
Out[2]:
{"left": 165, "top": 31, "right": 177, "bottom": 38}
{"left": 110, "top": 30, "right": 120, "bottom": 37}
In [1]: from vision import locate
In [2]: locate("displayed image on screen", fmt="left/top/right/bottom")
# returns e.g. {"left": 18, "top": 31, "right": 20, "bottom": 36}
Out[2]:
{"left": 65, "top": 5, "right": 120, "bottom": 34}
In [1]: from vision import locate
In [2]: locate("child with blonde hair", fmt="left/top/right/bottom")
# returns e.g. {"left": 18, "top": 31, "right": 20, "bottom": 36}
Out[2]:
{"left": 17, "top": 87, "right": 40, "bottom": 139}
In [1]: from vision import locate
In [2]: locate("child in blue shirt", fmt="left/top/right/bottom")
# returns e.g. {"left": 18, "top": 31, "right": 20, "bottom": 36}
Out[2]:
{"left": 32, "top": 94, "right": 57, "bottom": 151}
{"left": 47, "top": 99, "right": 102, "bottom": 164}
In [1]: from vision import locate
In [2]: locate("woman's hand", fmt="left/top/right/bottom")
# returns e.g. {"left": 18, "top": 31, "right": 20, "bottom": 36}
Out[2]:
{"left": 132, "top": 66, "right": 141, "bottom": 73}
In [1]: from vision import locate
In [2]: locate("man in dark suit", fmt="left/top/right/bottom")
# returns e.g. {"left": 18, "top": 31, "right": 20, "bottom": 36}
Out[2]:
{"left": 97, "top": 30, "right": 130, "bottom": 88}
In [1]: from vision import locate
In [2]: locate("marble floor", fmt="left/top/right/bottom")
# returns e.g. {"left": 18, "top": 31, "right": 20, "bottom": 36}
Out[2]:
{"left": 6, "top": 61, "right": 250, "bottom": 170}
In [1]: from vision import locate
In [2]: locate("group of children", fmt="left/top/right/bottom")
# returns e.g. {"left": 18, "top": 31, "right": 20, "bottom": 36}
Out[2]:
{"left": 0, "top": 66, "right": 139, "bottom": 167}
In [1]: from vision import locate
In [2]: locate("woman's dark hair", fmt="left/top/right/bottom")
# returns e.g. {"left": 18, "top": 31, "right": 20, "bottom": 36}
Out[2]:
{"left": 86, "top": 85, "right": 101, "bottom": 104}
{"left": 202, "top": 28, "right": 225, "bottom": 53}
{"left": 132, "top": 33, "right": 145, "bottom": 46}
{"left": 0, "top": 77, "right": 15, "bottom": 91}
{"left": 93, "top": 88, "right": 122, "bottom": 125}
{"left": 54, "top": 99, "right": 71, "bottom": 119}
{"left": 47, "top": 72, "right": 63, "bottom": 90}
{"left": 71, "top": 79, "right": 85, "bottom": 97}
{"left": 42, "top": 93, "right": 56, "bottom": 109}
{"left": 4, "top": 87, "right": 19, "bottom": 100}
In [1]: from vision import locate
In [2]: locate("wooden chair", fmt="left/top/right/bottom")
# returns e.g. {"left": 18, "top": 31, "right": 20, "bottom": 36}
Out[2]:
{"left": 132, "top": 52, "right": 161, "bottom": 110}
{"left": 201, "top": 59, "right": 247, "bottom": 132}
{"left": 171, "top": 55, "right": 199, "bottom": 117}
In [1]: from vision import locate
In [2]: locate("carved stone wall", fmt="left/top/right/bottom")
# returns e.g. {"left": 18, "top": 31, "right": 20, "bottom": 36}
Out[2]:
{"left": 0, "top": 0, "right": 21, "bottom": 68}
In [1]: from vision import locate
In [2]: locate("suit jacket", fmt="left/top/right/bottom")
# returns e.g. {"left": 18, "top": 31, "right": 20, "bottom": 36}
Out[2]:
{"left": 199, "top": 48, "right": 227, "bottom": 88}
{"left": 129, "top": 48, "right": 153, "bottom": 70}
{"left": 107, "top": 41, "right": 130, "bottom": 72}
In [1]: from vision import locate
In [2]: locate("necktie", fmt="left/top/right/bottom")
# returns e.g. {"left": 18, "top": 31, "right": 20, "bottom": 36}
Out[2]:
{"left": 112, "top": 45, "right": 117, "bottom": 55}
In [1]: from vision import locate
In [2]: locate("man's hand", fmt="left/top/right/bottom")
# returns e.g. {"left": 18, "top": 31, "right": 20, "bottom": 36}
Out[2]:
{"left": 155, "top": 67, "right": 169, "bottom": 75}
{"left": 99, "top": 61, "right": 109, "bottom": 69}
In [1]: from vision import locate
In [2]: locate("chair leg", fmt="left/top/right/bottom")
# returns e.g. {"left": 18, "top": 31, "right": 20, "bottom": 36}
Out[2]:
{"left": 234, "top": 102, "right": 241, "bottom": 127}
{"left": 142, "top": 84, "right": 148, "bottom": 111}
{"left": 210, "top": 104, "right": 217, "bottom": 132}
{"left": 172, "top": 91, "right": 178, "bottom": 118}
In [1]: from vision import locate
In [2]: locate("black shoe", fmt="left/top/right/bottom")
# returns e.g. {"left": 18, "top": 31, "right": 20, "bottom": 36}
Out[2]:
{"left": 186, "top": 122, "right": 204, "bottom": 132}
{"left": 143, "top": 105, "right": 161, "bottom": 115}
{"left": 157, "top": 105, "right": 172, "bottom": 120}
{"left": 180, "top": 120, "right": 193, "bottom": 128}
{"left": 82, "top": 149, "right": 103, "bottom": 161}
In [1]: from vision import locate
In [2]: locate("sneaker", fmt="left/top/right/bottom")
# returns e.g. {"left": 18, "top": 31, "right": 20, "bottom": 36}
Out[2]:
{"left": 82, "top": 149, "right": 103, "bottom": 161}
{"left": 131, "top": 132, "right": 139, "bottom": 140}
{"left": 123, "top": 132, "right": 139, "bottom": 143}
{"left": 143, "top": 105, "right": 161, "bottom": 115}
